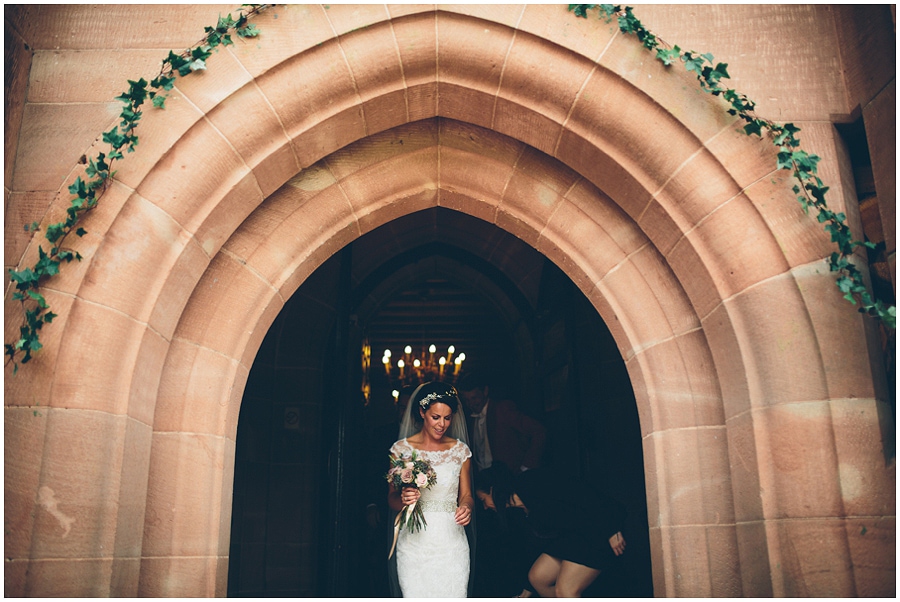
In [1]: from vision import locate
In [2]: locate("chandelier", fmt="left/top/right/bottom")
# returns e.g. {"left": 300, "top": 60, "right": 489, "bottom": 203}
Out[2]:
{"left": 361, "top": 340, "right": 466, "bottom": 403}
{"left": 382, "top": 344, "right": 466, "bottom": 383}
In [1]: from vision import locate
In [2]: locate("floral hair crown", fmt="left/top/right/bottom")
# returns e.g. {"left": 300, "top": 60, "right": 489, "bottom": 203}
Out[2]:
{"left": 418, "top": 387, "right": 458, "bottom": 409}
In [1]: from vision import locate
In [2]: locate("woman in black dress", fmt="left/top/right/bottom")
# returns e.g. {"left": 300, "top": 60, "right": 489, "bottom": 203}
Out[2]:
{"left": 481, "top": 465, "right": 627, "bottom": 597}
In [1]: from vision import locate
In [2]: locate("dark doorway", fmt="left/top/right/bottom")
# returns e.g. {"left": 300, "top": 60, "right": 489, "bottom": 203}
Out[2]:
{"left": 227, "top": 209, "right": 652, "bottom": 597}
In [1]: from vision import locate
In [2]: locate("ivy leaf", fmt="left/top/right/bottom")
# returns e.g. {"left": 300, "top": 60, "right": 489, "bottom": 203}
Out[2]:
{"left": 884, "top": 307, "right": 897, "bottom": 330}
{"left": 791, "top": 150, "right": 820, "bottom": 175}
{"left": 713, "top": 62, "right": 730, "bottom": 80}
{"left": 617, "top": 7, "right": 642, "bottom": 35}
{"left": 152, "top": 94, "right": 167, "bottom": 109}
{"left": 777, "top": 151, "right": 794, "bottom": 171}
{"left": 114, "top": 78, "right": 149, "bottom": 108}
{"left": 637, "top": 28, "right": 658, "bottom": 50}
{"left": 743, "top": 120, "right": 764, "bottom": 137}
{"left": 68, "top": 176, "right": 88, "bottom": 199}
{"left": 27, "top": 290, "right": 48, "bottom": 309}
{"left": 682, "top": 52, "right": 706, "bottom": 76}
{"left": 215, "top": 14, "right": 237, "bottom": 32}
{"left": 569, "top": 4, "right": 591, "bottom": 18}
{"left": 85, "top": 154, "right": 110, "bottom": 179}
{"left": 236, "top": 23, "right": 260, "bottom": 38}
{"left": 119, "top": 105, "right": 142, "bottom": 129}
{"left": 191, "top": 45, "right": 212, "bottom": 62}
{"left": 9, "top": 267, "right": 39, "bottom": 290}
{"left": 102, "top": 126, "right": 126, "bottom": 150}
{"left": 774, "top": 122, "right": 801, "bottom": 146}
{"left": 87, "top": 175, "right": 106, "bottom": 191}
{"left": 656, "top": 45, "right": 680, "bottom": 66}
{"left": 151, "top": 75, "right": 176, "bottom": 91}
{"left": 724, "top": 90, "right": 755, "bottom": 114}
{"left": 830, "top": 252, "right": 849, "bottom": 271}
{"left": 595, "top": 4, "right": 619, "bottom": 22}
{"left": 805, "top": 182, "right": 829, "bottom": 205}
{"left": 836, "top": 275, "right": 855, "bottom": 294}
{"left": 34, "top": 247, "right": 60, "bottom": 277}
{"left": 165, "top": 50, "right": 189, "bottom": 73}
{"left": 45, "top": 223, "right": 65, "bottom": 244}
{"left": 188, "top": 59, "right": 207, "bottom": 72}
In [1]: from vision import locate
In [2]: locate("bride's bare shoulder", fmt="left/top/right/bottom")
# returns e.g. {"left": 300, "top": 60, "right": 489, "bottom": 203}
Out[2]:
{"left": 406, "top": 433, "right": 425, "bottom": 446}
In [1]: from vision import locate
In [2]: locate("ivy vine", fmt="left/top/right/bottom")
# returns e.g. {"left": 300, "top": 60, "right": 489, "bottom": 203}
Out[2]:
{"left": 569, "top": 4, "right": 896, "bottom": 330}
{"left": 6, "top": 4, "right": 894, "bottom": 374}
{"left": 5, "top": 4, "right": 271, "bottom": 373}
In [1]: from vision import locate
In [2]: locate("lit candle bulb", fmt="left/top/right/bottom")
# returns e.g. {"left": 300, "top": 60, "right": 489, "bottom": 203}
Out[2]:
{"left": 447, "top": 345, "right": 455, "bottom": 363}
{"left": 439, "top": 356, "right": 446, "bottom": 377}
{"left": 392, "top": 389, "right": 399, "bottom": 402}
{"left": 428, "top": 344, "right": 436, "bottom": 367}
{"left": 398, "top": 359, "right": 405, "bottom": 378}
{"left": 382, "top": 355, "right": 391, "bottom": 374}
{"left": 454, "top": 356, "right": 462, "bottom": 375}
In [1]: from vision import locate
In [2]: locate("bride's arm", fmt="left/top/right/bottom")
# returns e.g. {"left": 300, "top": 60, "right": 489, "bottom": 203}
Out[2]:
{"left": 388, "top": 481, "right": 405, "bottom": 512}
{"left": 455, "top": 457, "right": 474, "bottom": 526}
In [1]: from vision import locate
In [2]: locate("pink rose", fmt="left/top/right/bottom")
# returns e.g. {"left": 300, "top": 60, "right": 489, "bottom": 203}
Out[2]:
{"left": 404, "top": 461, "right": 414, "bottom": 470}
{"left": 400, "top": 468, "right": 414, "bottom": 483}
{"left": 415, "top": 472, "right": 428, "bottom": 487}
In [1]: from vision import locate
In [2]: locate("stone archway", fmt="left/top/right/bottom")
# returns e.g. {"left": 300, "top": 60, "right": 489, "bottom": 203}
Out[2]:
{"left": 6, "top": 5, "right": 891, "bottom": 597}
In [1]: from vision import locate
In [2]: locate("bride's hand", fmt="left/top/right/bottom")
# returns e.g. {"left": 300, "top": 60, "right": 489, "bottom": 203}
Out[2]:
{"left": 401, "top": 487, "right": 421, "bottom": 506}
{"left": 455, "top": 504, "right": 472, "bottom": 526}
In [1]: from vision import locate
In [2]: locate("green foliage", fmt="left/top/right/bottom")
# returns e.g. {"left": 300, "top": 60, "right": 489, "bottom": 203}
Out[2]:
{"left": 569, "top": 4, "right": 895, "bottom": 329}
{"left": 8, "top": 3, "right": 893, "bottom": 376}
{"left": 6, "top": 4, "right": 272, "bottom": 373}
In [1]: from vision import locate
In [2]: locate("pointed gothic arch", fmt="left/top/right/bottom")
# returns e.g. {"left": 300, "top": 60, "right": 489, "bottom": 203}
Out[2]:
{"left": 6, "top": 6, "right": 890, "bottom": 597}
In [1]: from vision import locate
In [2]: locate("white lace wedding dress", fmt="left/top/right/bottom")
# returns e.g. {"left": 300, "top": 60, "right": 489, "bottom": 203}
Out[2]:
{"left": 391, "top": 438, "right": 472, "bottom": 598}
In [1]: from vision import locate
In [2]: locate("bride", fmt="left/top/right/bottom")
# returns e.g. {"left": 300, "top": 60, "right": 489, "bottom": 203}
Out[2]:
{"left": 387, "top": 382, "right": 475, "bottom": 597}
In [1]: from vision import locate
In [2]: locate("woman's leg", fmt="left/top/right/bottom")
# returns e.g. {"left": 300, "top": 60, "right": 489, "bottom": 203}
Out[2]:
{"left": 528, "top": 554, "right": 562, "bottom": 598}
{"left": 554, "top": 561, "right": 601, "bottom": 598}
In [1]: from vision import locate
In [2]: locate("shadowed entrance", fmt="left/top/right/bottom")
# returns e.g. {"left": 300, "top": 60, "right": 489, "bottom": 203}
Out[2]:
{"left": 228, "top": 209, "right": 652, "bottom": 597}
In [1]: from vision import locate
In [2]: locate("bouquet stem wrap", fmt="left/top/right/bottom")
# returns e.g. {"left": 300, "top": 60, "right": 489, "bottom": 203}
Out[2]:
{"left": 388, "top": 494, "right": 425, "bottom": 559}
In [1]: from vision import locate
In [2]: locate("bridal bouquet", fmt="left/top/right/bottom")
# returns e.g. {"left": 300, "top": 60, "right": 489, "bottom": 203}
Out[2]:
{"left": 385, "top": 450, "right": 437, "bottom": 557}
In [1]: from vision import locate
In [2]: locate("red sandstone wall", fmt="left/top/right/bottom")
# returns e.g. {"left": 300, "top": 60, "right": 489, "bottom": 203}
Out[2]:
{"left": 4, "top": 4, "right": 894, "bottom": 597}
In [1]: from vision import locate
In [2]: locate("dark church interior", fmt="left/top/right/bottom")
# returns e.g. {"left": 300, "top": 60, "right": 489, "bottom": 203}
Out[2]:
{"left": 228, "top": 207, "right": 652, "bottom": 597}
